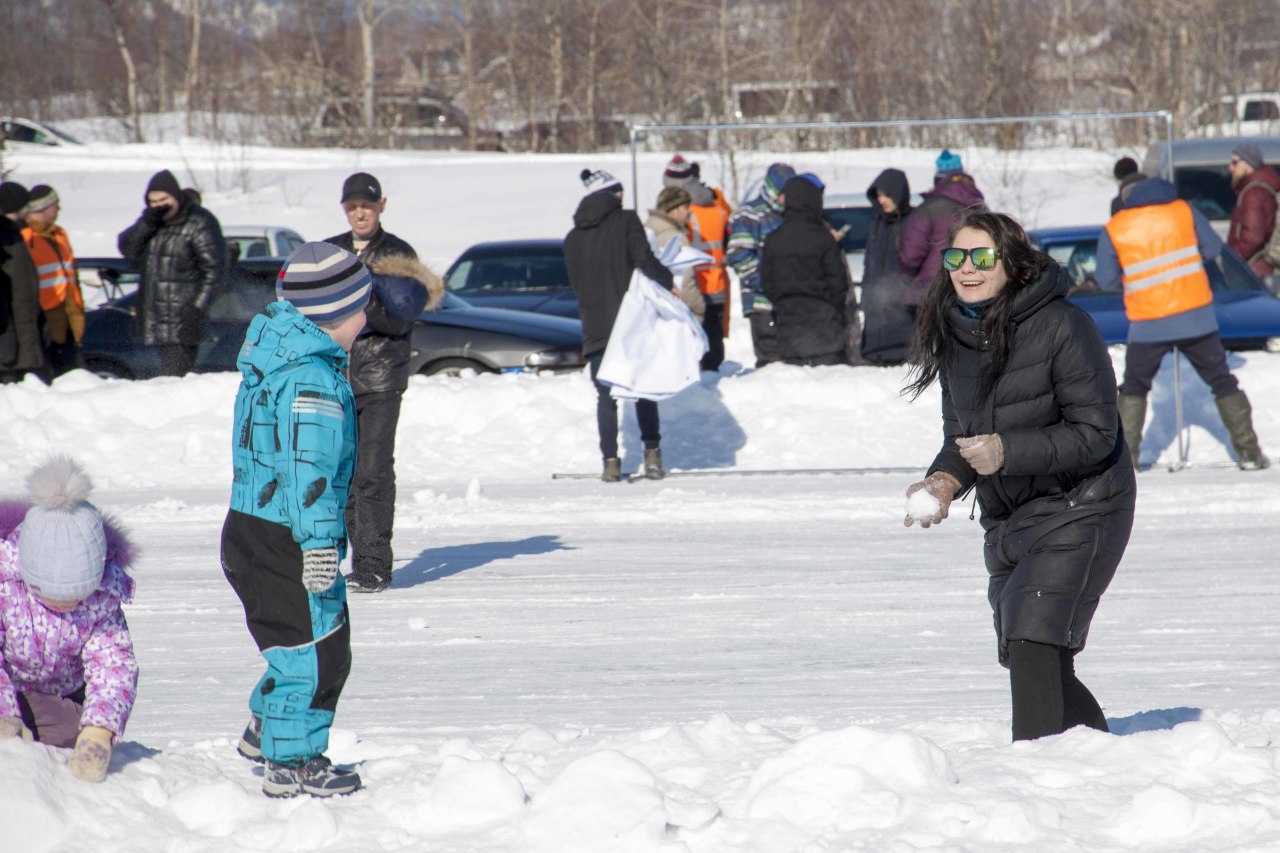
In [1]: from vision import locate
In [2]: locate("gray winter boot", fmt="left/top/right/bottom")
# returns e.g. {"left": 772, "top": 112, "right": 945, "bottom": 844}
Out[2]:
{"left": 1116, "top": 393, "right": 1146, "bottom": 469}
{"left": 602, "top": 457, "right": 622, "bottom": 482}
{"left": 1216, "top": 391, "right": 1270, "bottom": 470}
{"left": 643, "top": 447, "right": 665, "bottom": 480}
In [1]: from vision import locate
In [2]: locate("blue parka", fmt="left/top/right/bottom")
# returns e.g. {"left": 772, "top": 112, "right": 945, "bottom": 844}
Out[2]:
{"left": 229, "top": 301, "right": 357, "bottom": 555}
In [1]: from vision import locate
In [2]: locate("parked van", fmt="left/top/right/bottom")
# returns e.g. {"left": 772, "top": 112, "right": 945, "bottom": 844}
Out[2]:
{"left": 1189, "top": 93, "right": 1280, "bottom": 138}
{"left": 1141, "top": 136, "right": 1280, "bottom": 237}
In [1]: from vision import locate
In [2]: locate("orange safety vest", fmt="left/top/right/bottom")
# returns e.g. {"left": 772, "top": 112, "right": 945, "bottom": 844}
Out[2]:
{"left": 687, "top": 199, "right": 728, "bottom": 301}
{"left": 1105, "top": 200, "right": 1211, "bottom": 322}
{"left": 22, "top": 224, "right": 82, "bottom": 311}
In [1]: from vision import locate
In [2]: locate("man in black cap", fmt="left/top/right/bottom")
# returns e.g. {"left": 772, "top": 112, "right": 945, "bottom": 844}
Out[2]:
{"left": 324, "top": 171, "right": 430, "bottom": 593}
{"left": 0, "top": 182, "right": 47, "bottom": 382}
{"left": 1110, "top": 156, "right": 1146, "bottom": 216}
{"left": 117, "top": 169, "right": 228, "bottom": 376}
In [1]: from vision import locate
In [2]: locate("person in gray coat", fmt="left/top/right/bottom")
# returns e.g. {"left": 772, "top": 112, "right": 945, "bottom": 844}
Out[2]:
{"left": 903, "top": 207, "right": 1134, "bottom": 742}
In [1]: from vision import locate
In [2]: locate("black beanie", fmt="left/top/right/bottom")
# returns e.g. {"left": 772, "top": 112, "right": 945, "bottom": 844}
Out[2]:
{"left": 145, "top": 169, "right": 183, "bottom": 203}
{"left": 0, "top": 182, "right": 30, "bottom": 216}
{"left": 1113, "top": 157, "right": 1139, "bottom": 180}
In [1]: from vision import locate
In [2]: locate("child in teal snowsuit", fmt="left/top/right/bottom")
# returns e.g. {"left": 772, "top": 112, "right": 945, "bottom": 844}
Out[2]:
{"left": 220, "top": 242, "right": 371, "bottom": 798}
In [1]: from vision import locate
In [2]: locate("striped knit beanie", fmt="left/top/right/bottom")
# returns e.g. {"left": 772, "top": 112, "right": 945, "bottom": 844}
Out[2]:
{"left": 26, "top": 184, "right": 59, "bottom": 213}
{"left": 276, "top": 242, "right": 372, "bottom": 325}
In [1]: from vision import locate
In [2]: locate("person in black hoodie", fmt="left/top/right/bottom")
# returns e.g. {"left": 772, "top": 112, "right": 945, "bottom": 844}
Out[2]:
{"left": 324, "top": 172, "right": 434, "bottom": 593}
{"left": 564, "top": 168, "right": 675, "bottom": 482}
{"left": 0, "top": 182, "right": 47, "bottom": 382}
{"left": 117, "top": 169, "right": 228, "bottom": 376}
{"left": 902, "top": 207, "right": 1135, "bottom": 743}
{"left": 760, "top": 175, "right": 849, "bottom": 366}
{"left": 860, "top": 168, "right": 913, "bottom": 365}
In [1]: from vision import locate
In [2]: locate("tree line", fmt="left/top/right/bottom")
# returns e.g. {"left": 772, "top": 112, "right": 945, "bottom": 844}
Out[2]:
{"left": 1, "top": 0, "right": 1276, "bottom": 153}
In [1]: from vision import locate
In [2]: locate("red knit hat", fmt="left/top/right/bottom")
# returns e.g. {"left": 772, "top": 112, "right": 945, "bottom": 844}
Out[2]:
{"left": 664, "top": 154, "right": 695, "bottom": 180}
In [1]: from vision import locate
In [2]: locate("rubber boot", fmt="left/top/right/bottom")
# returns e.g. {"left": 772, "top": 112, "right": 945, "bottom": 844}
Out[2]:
{"left": 643, "top": 447, "right": 665, "bottom": 480}
{"left": 602, "top": 457, "right": 622, "bottom": 482}
{"left": 1215, "top": 391, "right": 1270, "bottom": 470}
{"left": 1116, "top": 393, "right": 1146, "bottom": 469}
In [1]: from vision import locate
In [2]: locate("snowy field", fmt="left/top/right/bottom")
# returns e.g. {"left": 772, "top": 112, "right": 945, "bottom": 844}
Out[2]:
{"left": 3, "top": 131, "right": 1280, "bottom": 852}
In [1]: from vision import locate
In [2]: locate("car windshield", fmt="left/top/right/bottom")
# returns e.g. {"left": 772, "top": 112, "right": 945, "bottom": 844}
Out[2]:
{"left": 41, "top": 122, "right": 82, "bottom": 145}
{"left": 1173, "top": 166, "right": 1235, "bottom": 220}
{"left": 446, "top": 251, "right": 568, "bottom": 293}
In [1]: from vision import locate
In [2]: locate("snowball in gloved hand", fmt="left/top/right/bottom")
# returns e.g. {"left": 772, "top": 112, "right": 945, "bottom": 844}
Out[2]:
{"left": 905, "top": 488, "right": 942, "bottom": 523}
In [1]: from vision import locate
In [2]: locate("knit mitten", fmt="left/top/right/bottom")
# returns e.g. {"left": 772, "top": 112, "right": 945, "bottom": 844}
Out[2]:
{"left": 0, "top": 715, "right": 32, "bottom": 741}
{"left": 68, "top": 726, "right": 113, "bottom": 783}
{"left": 302, "top": 548, "right": 339, "bottom": 593}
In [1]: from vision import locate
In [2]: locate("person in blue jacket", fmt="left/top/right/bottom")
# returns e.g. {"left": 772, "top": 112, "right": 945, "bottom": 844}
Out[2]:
{"left": 220, "top": 242, "right": 371, "bottom": 799}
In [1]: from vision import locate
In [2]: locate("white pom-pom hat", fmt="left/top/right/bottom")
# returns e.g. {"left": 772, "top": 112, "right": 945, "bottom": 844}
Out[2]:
{"left": 18, "top": 456, "right": 107, "bottom": 601}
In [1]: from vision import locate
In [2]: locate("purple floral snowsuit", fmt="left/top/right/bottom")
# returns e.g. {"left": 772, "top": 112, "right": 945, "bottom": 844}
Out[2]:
{"left": 0, "top": 501, "right": 138, "bottom": 743}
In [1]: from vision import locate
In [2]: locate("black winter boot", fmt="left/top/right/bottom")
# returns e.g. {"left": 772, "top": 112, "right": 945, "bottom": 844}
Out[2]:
{"left": 1116, "top": 393, "right": 1146, "bottom": 468}
{"left": 602, "top": 457, "right": 622, "bottom": 482}
{"left": 1216, "top": 391, "right": 1270, "bottom": 470}
{"left": 643, "top": 447, "right": 665, "bottom": 480}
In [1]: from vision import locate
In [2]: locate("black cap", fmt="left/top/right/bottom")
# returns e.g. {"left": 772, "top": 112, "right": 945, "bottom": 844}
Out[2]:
{"left": 341, "top": 172, "right": 382, "bottom": 204}
{"left": 1113, "top": 157, "right": 1139, "bottom": 180}
{"left": 146, "top": 169, "right": 183, "bottom": 203}
{"left": 0, "top": 181, "right": 30, "bottom": 215}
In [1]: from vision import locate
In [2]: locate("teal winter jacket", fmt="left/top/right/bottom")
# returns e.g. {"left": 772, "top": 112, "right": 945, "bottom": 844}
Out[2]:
{"left": 229, "top": 302, "right": 357, "bottom": 554}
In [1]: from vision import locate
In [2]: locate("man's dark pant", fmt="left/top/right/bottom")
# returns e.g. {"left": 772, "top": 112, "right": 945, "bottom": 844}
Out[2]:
{"left": 346, "top": 390, "right": 403, "bottom": 585}
{"left": 587, "top": 351, "right": 659, "bottom": 460}
{"left": 156, "top": 344, "right": 198, "bottom": 376}
{"left": 1119, "top": 332, "right": 1239, "bottom": 398}
{"left": 700, "top": 301, "right": 725, "bottom": 372}
{"left": 749, "top": 311, "right": 781, "bottom": 367}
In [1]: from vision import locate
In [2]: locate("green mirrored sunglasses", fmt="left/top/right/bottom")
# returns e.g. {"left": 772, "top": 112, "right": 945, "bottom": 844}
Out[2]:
{"left": 941, "top": 247, "right": 1000, "bottom": 271}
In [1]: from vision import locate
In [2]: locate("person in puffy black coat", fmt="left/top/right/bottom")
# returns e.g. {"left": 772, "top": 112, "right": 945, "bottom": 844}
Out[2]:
{"left": 117, "top": 170, "right": 227, "bottom": 376}
{"left": 902, "top": 207, "right": 1135, "bottom": 743}
{"left": 323, "top": 172, "right": 436, "bottom": 593}
{"left": 760, "top": 176, "right": 849, "bottom": 365}
{"left": 564, "top": 169, "right": 675, "bottom": 482}
{"left": 861, "top": 168, "right": 914, "bottom": 365}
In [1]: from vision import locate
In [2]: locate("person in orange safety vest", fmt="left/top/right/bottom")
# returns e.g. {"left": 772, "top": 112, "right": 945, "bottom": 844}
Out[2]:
{"left": 1095, "top": 177, "right": 1268, "bottom": 471}
{"left": 22, "top": 184, "right": 85, "bottom": 374}
{"left": 663, "top": 154, "right": 730, "bottom": 371}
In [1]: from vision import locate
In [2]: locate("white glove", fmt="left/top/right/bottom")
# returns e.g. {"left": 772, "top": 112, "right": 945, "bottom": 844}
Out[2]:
{"left": 68, "top": 726, "right": 113, "bottom": 783}
{"left": 302, "top": 548, "right": 339, "bottom": 593}
{"left": 0, "top": 716, "right": 31, "bottom": 740}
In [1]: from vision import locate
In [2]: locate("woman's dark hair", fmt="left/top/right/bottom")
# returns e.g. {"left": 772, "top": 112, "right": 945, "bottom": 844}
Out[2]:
{"left": 902, "top": 206, "right": 1042, "bottom": 401}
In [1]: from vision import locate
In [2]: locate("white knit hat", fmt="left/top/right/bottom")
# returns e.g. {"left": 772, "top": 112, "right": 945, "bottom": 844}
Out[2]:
{"left": 18, "top": 457, "right": 107, "bottom": 601}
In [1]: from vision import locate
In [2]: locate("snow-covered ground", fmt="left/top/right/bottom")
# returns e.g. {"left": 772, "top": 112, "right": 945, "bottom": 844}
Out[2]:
{"left": 3, "top": 132, "right": 1280, "bottom": 852}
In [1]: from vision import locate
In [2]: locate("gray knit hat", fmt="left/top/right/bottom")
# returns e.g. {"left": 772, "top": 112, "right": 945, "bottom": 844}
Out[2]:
{"left": 19, "top": 457, "right": 107, "bottom": 602}
{"left": 276, "top": 242, "right": 372, "bottom": 325}
{"left": 1232, "top": 144, "right": 1264, "bottom": 170}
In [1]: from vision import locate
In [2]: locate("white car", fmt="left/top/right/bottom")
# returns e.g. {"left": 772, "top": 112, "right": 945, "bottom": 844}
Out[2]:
{"left": 0, "top": 117, "right": 83, "bottom": 147}
{"left": 222, "top": 225, "right": 306, "bottom": 259}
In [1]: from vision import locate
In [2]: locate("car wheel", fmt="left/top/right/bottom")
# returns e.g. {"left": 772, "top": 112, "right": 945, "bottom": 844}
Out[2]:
{"left": 422, "top": 358, "right": 495, "bottom": 377}
{"left": 83, "top": 358, "right": 135, "bottom": 380}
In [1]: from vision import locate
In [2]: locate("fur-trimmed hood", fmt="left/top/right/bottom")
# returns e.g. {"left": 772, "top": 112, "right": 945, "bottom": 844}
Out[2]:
{"left": 369, "top": 254, "right": 444, "bottom": 312}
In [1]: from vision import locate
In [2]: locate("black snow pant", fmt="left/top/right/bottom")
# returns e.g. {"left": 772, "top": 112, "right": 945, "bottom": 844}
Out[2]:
{"left": 1008, "top": 639, "right": 1108, "bottom": 741}
{"left": 1118, "top": 331, "right": 1239, "bottom": 399}
{"left": 749, "top": 311, "right": 781, "bottom": 368}
{"left": 346, "top": 389, "right": 402, "bottom": 585}
{"left": 588, "top": 350, "right": 659, "bottom": 461}
{"left": 860, "top": 278, "right": 914, "bottom": 366}
{"left": 156, "top": 343, "right": 198, "bottom": 376}
{"left": 700, "top": 301, "right": 725, "bottom": 372}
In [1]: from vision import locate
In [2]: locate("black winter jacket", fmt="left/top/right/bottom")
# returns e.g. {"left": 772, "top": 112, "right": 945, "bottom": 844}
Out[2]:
{"left": 760, "top": 177, "right": 849, "bottom": 360}
{"left": 927, "top": 259, "right": 1135, "bottom": 662}
{"left": 324, "top": 227, "right": 424, "bottom": 395}
{"left": 564, "top": 191, "right": 674, "bottom": 356}
{"left": 862, "top": 168, "right": 911, "bottom": 286}
{"left": 118, "top": 203, "right": 227, "bottom": 346}
{"left": 0, "top": 217, "right": 45, "bottom": 372}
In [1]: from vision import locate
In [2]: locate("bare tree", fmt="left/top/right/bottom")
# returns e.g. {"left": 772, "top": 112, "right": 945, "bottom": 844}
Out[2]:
{"left": 184, "top": 0, "right": 203, "bottom": 136}
{"left": 99, "top": 0, "right": 145, "bottom": 143}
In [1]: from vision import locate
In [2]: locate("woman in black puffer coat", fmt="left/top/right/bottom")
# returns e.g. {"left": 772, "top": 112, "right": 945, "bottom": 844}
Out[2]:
{"left": 902, "top": 207, "right": 1135, "bottom": 742}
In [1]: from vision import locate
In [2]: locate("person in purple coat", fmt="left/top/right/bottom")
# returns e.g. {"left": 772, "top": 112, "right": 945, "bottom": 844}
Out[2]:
{"left": 898, "top": 150, "right": 985, "bottom": 308}
{"left": 0, "top": 457, "right": 138, "bottom": 783}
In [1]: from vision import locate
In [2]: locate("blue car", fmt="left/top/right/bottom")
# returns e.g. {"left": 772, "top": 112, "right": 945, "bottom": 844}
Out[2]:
{"left": 1029, "top": 226, "right": 1280, "bottom": 352}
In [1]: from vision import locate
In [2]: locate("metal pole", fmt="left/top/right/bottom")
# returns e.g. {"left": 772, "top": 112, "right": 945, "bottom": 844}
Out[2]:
{"left": 1162, "top": 111, "right": 1175, "bottom": 181}
{"left": 1171, "top": 346, "right": 1187, "bottom": 471}
{"left": 628, "top": 126, "right": 639, "bottom": 212}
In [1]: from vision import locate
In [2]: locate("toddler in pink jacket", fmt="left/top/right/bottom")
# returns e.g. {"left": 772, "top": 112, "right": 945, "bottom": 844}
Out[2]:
{"left": 0, "top": 457, "right": 138, "bottom": 782}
